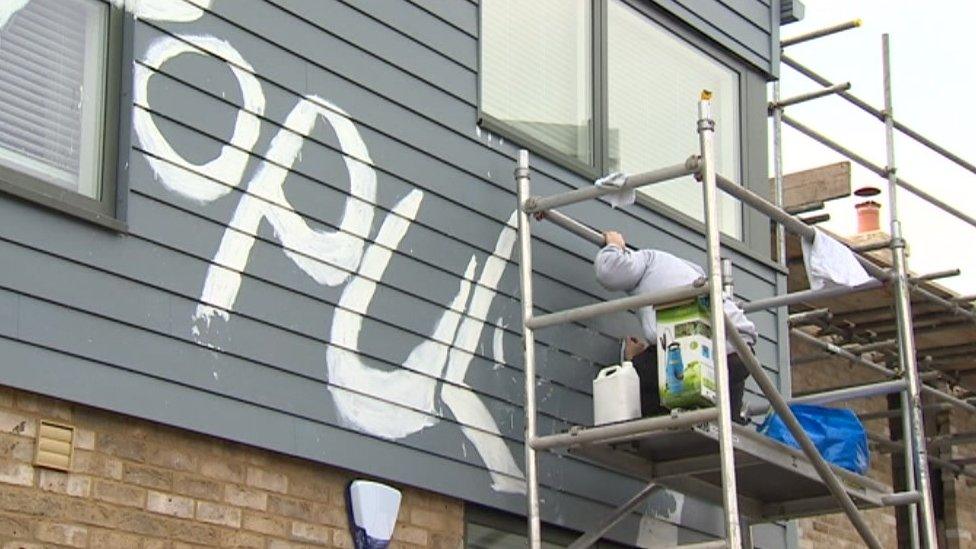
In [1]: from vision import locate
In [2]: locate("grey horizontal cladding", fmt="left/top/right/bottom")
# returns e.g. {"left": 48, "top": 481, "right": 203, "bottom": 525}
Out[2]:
{"left": 404, "top": 0, "right": 478, "bottom": 37}
{"left": 133, "top": 60, "right": 781, "bottom": 352}
{"left": 275, "top": 0, "right": 478, "bottom": 71}
{"left": 140, "top": 9, "right": 779, "bottom": 286}
{"left": 646, "top": 0, "right": 776, "bottom": 76}
{"left": 133, "top": 20, "right": 779, "bottom": 297}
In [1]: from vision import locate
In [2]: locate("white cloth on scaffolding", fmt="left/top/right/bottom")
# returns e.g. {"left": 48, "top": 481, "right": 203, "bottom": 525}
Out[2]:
{"left": 801, "top": 228, "right": 872, "bottom": 290}
{"left": 595, "top": 172, "right": 635, "bottom": 208}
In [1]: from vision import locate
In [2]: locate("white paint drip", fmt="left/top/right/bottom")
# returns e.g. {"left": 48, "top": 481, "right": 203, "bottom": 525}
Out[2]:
{"left": 491, "top": 317, "right": 505, "bottom": 370}
{"left": 108, "top": 0, "right": 211, "bottom": 22}
{"left": 133, "top": 35, "right": 264, "bottom": 203}
{"left": 0, "top": 0, "right": 29, "bottom": 29}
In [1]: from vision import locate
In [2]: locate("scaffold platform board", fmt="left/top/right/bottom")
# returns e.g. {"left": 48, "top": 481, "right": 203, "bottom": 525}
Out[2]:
{"left": 565, "top": 420, "right": 892, "bottom": 523}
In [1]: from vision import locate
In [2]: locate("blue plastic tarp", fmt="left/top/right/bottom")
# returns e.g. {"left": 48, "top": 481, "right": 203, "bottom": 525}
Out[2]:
{"left": 759, "top": 404, "right": 870, "bottom": 475}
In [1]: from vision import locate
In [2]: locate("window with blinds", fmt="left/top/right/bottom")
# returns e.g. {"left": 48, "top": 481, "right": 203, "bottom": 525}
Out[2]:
{"left": 608, "top": 0, "right": 742, "bottom": 238}
{"left": 480, "top": 0, "right": 593, "bottom": 167}
{"left": 0, "top": 0, "right": 109, "bottom": 200}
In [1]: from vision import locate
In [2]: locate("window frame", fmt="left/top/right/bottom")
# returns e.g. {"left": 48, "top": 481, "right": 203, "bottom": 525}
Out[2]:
{"left": 477, "top": 0, "right": 757, "bottom": 244}
{"left": 0, "top": 0, "right": 127, "bottom": 232}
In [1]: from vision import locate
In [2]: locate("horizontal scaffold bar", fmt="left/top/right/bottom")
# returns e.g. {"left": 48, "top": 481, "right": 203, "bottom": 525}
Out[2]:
{"left": 769, "top": 82, "right": 851, "bottom": 111}
{"left": 780, "top": 19, "right": 862, "bottom": 48}
{"left": 525, "top": 280, "right": 708, "bottom": 331}
{"left": 522, "top": 157, "right": 700, "bottom": 213}
{"left": 791, "top": 329, "right": 976, "bottom": 414}
{"left": 782, "top": 54, "right": 976, "bottom": 177}
{"left": 747, "top": 379, "right": 909, "bottom": 416}
{"left": 741, "top": 280, "right": 883, "bottom": 313}
{"left": 531, "top": 408, "right": 720, "bottom": 451}
{"left": 782, "top": 115, "right": 976, "bottom": 231}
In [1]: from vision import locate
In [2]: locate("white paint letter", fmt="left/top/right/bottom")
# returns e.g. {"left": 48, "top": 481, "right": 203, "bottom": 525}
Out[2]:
{"left": 134, "top": 35, "right": 264, "bottom": 203}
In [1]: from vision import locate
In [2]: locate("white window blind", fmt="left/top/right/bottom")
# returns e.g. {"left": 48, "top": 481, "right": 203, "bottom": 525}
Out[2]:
{"left": 0, "top": 0, "right": 108, "bottom": 199}
{"left": 481, "top": 0, "right": 593, "bottom": 165}
{"left": 608, "top": 0, "right": 742, "bottom": 238}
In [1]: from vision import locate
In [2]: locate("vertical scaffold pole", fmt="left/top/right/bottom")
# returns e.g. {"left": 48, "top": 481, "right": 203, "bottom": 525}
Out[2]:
{"left": 772, "top": 81, "right": 787, "bottom": 266}
{"left": 882, "top": 35, "right": 938, "bottom": 549}
{"left": 516, "top": 150, "right": 542, "bottom": 548}
{"left": 698, "top": 91, "right": 742, "bottom": 548}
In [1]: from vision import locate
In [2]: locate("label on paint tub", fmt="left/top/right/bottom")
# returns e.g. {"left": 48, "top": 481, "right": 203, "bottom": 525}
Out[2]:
{"left": 656, "top": 298, "right": 716, "bottom": 409}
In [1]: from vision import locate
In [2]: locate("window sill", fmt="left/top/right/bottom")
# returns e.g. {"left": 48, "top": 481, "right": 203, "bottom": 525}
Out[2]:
{"left": 0, "top": 179, "right": 127, "bottom": 234}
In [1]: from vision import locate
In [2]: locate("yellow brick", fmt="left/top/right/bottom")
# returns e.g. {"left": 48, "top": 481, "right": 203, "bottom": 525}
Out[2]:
{"left": 123, "top": 463, "right": 173, "bottom": 491}
{"left": 225, "top": 484, "right": 268, "bottom": 511}
{"left": 394, "top": 525, "right": 429, "bottom": 546}
{"left": 220, "top": 529, "right": 265, "bottom": 548}
{"left": 0, "top": 459, "right": 33, "bottom": 487}
{"left": 35, "top": 522, "right": 88, "bottom": 548}
{"left": 147, "top": 491, "right": 195, "bottom": 519}
{"left": 200, "top": 458, "right": 245, "bottom": 484}
{"left": 196, "top": 501, "right": 242, "bottom": 528}
{"left": 93, "top": 479, "right": 146, "bottom": 508}
{"left": 292, "top": 520, "right": 332, "bottom": 544}
{"left": 38, "top": 470, "right": 91, "bottom": 498}
{"left": 0, "top": 512, "right": 32, "bottom": 538}
{"left": 173, "top": 473, "right": 222, "bottom": 500}
{"left": 0, "top": 411, "right": 34, "bottom": 438}
{"left": 73, "top": 429, "right": 95, "bottom": 451}
{"left": 246, "top": 466, "right": 288, "bottom": 493}
{"left": 88, "top": 529, "right": 144, "bottom": 549}
{"left": 242, "top": 512, "right": 289, "bottom": 537}
{"left": 73, "top": 450, "right": 123, "bottom": 480}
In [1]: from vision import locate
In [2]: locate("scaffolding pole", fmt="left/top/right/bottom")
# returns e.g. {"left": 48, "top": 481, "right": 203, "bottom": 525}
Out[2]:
{"left": 781, "top": 54, "right": 976, "bottom": 177}
{"left": 699, "top": 93, "right": 743, "bottom": 548}
{"left": 725, "top": 316, "right": 884, "bottom": 549}
{"left": 515, "top": 151, "right": 542, "bottom": 548}
{"left": 881, "top": 35, "right": 939, "bottom": 548}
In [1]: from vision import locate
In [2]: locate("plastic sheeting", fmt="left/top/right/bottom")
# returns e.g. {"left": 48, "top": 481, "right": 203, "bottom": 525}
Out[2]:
{"left": 759, "top": 404, "right": 870, "bottom": 475}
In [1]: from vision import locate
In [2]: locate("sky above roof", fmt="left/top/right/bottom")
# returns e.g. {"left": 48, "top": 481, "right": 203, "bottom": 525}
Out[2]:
{"left": 774, "top": 0, "right": 976, "bottom": 295}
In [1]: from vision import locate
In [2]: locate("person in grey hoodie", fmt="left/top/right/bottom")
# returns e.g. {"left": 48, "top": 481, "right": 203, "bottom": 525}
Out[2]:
{"left": 595, "top": 230, "right": 758, "bottom": 423}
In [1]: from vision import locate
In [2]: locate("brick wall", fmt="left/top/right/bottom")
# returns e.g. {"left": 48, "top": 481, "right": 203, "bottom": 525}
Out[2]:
{"left": 0, "top": 385, "right": 464, "bottom": 548}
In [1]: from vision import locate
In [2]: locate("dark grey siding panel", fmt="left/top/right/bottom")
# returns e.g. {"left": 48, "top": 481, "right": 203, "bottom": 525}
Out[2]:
{"left": 0, "top": 0, "right": 786, "bottom": 545}
{"left": 645, "top": 0, "right": 779, "bottom": 76}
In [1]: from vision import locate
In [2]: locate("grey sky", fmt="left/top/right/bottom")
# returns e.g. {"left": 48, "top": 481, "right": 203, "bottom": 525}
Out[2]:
{"left": 773, "top": 1, "right": 976, "bottom": 295}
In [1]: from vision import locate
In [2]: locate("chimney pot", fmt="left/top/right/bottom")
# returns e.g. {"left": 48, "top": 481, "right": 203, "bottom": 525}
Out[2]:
{"left": 856, "top": 200, "right": 882, "bottom": 233}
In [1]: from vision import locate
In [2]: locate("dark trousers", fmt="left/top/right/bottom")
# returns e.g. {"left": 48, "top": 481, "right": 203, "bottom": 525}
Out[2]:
{"left": 631, "top": 346, "right": 751, "bottom": 424}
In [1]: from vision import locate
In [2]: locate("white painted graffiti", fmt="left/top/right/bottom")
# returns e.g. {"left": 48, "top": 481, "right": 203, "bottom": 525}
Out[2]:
{"left": 133, "top": 33, "right": 526, "bottom": 493}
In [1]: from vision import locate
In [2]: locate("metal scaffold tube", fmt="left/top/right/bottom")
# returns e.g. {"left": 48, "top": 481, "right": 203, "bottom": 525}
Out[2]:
{"left": 515, "top": 151, "right": 542, "bottom": 548}
{"left": 881, "top": 35, "right": 938, "bottom": 548}
{"left": 698, "top": 92, "right": 742, "bottom": 548}
{"left": 781, "top": 54, "right": 976, "bottom": 177}
{"left": 521, "top": 157, "right": 699, "bottom": 214}
{"left": 725, "top": 316, "right": 884, "bottom": 549}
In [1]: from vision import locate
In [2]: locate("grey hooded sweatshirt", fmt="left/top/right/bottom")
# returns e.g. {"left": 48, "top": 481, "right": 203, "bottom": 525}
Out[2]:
{"left": 594, "top": 245, "right": 758, "bottom": 348}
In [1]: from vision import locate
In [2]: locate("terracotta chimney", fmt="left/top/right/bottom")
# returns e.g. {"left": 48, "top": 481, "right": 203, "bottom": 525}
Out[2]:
{"left": 854, "top": 186, "right": 882, "bottom": 233}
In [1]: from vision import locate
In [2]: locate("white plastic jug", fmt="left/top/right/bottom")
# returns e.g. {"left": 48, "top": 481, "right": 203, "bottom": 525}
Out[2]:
{"left": 593, "top": 362, "right": 641, "bottom": 425}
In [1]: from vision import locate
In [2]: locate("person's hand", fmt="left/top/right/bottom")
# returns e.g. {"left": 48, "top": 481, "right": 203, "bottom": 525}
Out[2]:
{"left": 603, "top": 231, "right": 625, "bottom": 249}
{"left": 624, "top": 336, "right": 648, "bottom": 360}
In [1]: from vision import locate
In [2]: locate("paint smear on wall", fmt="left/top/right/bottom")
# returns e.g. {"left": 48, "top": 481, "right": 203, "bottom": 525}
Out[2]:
{"left": 636, "top": 491, "right": 685, "bottom": 546}
{"left": 138, "top": 33, "right": 526, "bottom": 493}
{"left": 109, "top": 0, "right": 211, "bottom": 22}
{"left": 0, "top": 0, "right": 29, "bottom": 29}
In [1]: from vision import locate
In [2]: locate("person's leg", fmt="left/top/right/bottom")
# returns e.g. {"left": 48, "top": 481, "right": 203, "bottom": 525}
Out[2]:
{"left": 727, "top": 351, "right": 751, "bottom": 425}
{"left": 632, "top": 345, "right": 669, "bottom": 417}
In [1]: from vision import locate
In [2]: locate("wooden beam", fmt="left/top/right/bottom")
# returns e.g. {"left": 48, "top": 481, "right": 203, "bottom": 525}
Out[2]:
{"left": 771, "top": 161, "right": 852, "bottom": 213}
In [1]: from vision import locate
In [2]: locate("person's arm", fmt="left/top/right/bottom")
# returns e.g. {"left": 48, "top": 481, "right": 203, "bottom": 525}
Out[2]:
{"left": 594, "top": 231, "right": 651, "bottom": 292}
